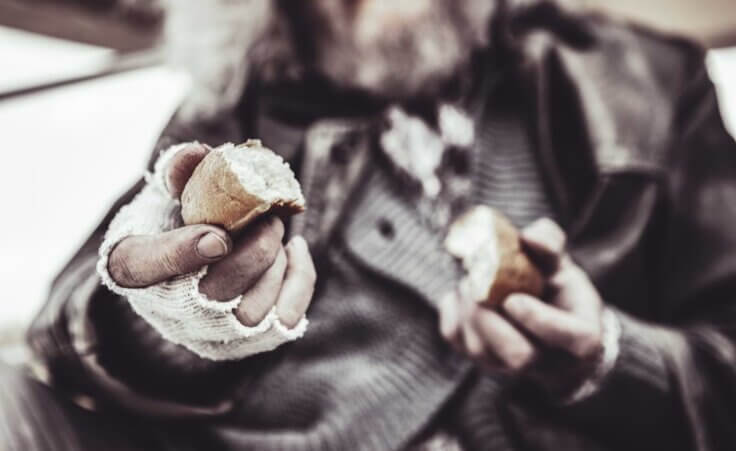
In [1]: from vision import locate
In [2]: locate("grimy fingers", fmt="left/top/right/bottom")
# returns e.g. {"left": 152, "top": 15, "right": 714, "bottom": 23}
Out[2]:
{"left": 236, "top": 247, "right": 288, "bottom": 326}
{"left": 470, "top": 309, "right": 537, "bottom": 371}
{"left": 276, "top": 236, "right": 317, "bottom": 328}
{"left": 503, "top": 294, "right": 601, "bottom": 359}
{"left": 165, "top": 143, "right": 210, "bottom": 198}
{"left": 108, "top": 225, "right": 231, "bottom": 288}
{"left": 199, "top": 216, "right": 285, "bottom": 301}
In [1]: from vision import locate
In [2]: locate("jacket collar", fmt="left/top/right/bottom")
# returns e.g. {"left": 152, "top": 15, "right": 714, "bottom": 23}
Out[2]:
{"left": 510, "top": 18, "right": 675, "bottom": 233}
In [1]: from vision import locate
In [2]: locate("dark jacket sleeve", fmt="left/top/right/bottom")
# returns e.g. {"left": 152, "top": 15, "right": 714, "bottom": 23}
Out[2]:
{"left": 27, "top": 111, "right": 252, "bottom": 418}
{"left": 561, "top": 55, "right": 736, "bottom": 451}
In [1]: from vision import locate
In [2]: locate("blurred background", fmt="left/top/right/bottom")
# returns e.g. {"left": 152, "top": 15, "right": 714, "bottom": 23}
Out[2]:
{"left": 0, "top": 0, "right": 735, "bottom": 362}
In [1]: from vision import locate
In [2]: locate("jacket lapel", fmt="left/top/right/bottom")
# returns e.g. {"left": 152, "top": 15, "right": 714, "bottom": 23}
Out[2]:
{"left": 515, "top": 24, "right": 674, "bottom": 236}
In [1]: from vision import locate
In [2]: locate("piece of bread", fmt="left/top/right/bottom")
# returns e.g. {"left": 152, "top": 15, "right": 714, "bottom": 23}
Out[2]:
{"left": 181, "top": 139, "right": 305, "bottom": 233}
{"left": 445, "top": 206, "right": 544, "bottom": 307}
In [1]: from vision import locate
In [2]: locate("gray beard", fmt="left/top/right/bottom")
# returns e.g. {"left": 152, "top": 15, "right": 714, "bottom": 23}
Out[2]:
{"left": 165, "top": 0, "right": 496, "bottom": 121}
{"left": 315, "top": 1, "right": 494, "bottom": 98}
{"left": 254, "top": 0, "right": 496, "bottom": 99}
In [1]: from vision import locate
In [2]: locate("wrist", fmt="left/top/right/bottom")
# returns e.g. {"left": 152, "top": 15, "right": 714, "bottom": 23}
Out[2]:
{"left": 564, "top": 306, "right": 621, "bottom": 404}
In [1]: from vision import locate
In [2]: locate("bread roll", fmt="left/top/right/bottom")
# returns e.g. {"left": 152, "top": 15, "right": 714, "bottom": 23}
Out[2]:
{"left": 181, "top": 140, "right": 305, "bottom": 233}
{"left": 445, "top": 206, "right": 544, "bottom": 307}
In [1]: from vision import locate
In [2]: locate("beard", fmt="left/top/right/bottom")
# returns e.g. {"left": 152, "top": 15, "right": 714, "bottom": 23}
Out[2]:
{"left": 165, "top": 0, "right": 497, "bottom": 121}
{"left": 257, "top": 0, "right": 497, "bottom": 99}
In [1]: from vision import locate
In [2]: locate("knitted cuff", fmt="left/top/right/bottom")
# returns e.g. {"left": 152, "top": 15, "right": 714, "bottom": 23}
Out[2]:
{"left": 95, "top": 143, "right": 308, "bottom": 361}
{"left": 565, "top": 307, "right": 622, "bottom": 403}
{"left": 559, "top": 310, "right": 677, "bottom": 434}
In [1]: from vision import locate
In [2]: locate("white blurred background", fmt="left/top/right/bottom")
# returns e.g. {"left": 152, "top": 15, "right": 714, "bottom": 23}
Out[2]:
{"left": 0, "top": 25, "right": 190, "bottom": 360}
{"left": 0, "top": 1, "right": 735, "bottom": 362}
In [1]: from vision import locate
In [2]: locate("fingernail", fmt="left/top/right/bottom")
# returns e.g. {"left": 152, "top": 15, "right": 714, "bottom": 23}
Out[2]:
{"left": 197, "top": 233, "right": 228, "bottom": 259}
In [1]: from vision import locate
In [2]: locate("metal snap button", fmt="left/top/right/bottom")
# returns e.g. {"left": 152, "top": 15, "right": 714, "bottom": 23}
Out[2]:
{"left": 377, "top": 218, "right": 395, "bottom": 240}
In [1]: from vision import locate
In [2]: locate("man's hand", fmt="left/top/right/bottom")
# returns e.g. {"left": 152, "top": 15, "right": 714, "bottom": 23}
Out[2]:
{"left": 107, "top": 143, "right": 316, "bottom": 328}
{"left": 439, "top": 218, "right": 605, "bottom": 394}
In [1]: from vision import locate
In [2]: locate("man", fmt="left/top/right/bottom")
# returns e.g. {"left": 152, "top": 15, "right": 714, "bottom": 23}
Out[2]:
{"left": 5, "top": 0, "right": 736, "bottom": 449}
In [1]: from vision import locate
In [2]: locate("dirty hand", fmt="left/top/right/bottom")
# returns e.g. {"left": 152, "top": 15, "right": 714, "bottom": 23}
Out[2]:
{"left": 107, "top": 143, "right": 316, "bottom": 328}
{"left": 440, "top": 218, "right": 608, "bottom": 395}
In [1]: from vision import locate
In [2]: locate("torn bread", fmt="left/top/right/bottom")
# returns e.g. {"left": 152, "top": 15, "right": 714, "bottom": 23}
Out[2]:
{"left": 445, "top": 206, "right": 544, "bottom": 307}
{"left": 181, "top": 139, "right": 305, "bottom": 233}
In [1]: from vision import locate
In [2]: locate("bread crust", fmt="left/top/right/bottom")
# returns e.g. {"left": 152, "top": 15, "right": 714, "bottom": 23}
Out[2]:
{"left": 181, "top": 144, "right": 304, "bottom": 233}
{"left": 484, "top": 211, "right": 544, "bottom": 307}
{"left": 445, "top": 206, "right": 544, "bottom": 308}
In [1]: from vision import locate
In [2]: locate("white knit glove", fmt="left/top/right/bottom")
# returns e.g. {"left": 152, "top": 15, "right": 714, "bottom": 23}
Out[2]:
{"left": 96, "top": 143, "right": 309, "bottom": 361}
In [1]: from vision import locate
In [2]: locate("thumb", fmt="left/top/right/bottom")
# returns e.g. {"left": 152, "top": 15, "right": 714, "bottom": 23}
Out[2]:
{"left": 107, "top": 225, "right": 231, "bottom": 288}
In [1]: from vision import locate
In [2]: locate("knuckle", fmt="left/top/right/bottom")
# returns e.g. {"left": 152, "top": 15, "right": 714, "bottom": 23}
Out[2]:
{"left": 160, "top": 248, "right": 184, "bottom": 276}
{"left": 108, "top": 249, "right": 139, "bottom": 286}
{"left": 252, "top": 235, "right": 279, "bottom": 267}
{"left": 572, "top": 328, "right": 602, "bottom": 358}
{"left": 246, "top": 244, "right": 269, "bottom": 271}
{"left": 199, "top": 274, "right": 235, "bottom": 301}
